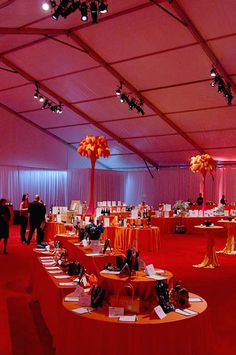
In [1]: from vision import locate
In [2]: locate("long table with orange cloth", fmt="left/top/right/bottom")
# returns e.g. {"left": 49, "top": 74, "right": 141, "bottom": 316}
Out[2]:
{"left": 31, "top": 251, "right": 77, "bottom": 346}
{"left": 151, "top": 216, "right": 224, "bottom": 234}
{"left": 54, "top": 235, "right": 122, "bottom": 276}
{"left": 150, "top": 216, "right": 182, "bottom": 234}
{"left": 57, "top": 291, "right": 211, "bottom": 355}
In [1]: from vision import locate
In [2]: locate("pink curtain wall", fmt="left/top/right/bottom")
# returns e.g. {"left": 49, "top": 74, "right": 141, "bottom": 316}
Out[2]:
{"left": 1, "top": 165, "right": 236, "bottom": 211}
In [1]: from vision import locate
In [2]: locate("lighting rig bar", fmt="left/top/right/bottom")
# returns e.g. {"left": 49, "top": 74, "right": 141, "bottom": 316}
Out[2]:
{"left": 33, "top": 82, "right": 63, "bottom": 114}
{"left": 42, "top": 0, "right": 108, "bottom": 23}
{"left": 210, "top": 67, "right": 233, "bottom": 105}
{"left": 115, "top": 82, "right": 145, "bottom": 116}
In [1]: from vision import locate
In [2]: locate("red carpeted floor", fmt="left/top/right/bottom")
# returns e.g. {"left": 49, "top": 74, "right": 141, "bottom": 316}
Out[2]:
{"left": 0, "top": 225, "right": 235, "bottom": 355}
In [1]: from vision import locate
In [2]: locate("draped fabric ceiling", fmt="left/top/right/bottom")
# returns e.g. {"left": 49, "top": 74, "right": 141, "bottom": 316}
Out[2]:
{"left": 0, "top": 0, "right": 236, "bottom": 171}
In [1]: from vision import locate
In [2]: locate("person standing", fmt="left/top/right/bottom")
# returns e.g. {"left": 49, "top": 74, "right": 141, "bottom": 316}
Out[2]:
{"left": 220, "top": 194, "right": 227, "bottom": 205}
{"left": 27, "top": 194, "right": 46, "bottom": 245}
{"left": 0, "top": 198, "right": 11, "bottom": 254}
{"left": 196, "top": 193, "right": 203, "bottom": 206}
{"left": 19, "top": 193, "right": 29, "bottom": 244}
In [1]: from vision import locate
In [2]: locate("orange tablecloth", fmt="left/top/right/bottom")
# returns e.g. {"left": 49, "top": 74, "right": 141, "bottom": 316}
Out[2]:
{"left": 58, "top": 292, "right": 210, "bottom": 355}
{"left": 181, "top": 216, "right": 222, "bottom": 234}
{"left": 217, "top": 219, "right": 236, "bottom": 254}
{"left": 151, "top": 216, "right": 225, "bottom": 234}
{"left": 100, "top": 269, "right": 173, "bottom": 309}
{"left": 31, "top": 253, "right": 77, "bottom": 345}
{"left": 193, "top": 225, "right": 224, "bottom": 268}
{"left": 55, "top": 237, "right": 120, "bottom": 276}
{"left": 151, "top": 216, "right": 181, "bottom": 234}
{"left": 114, "top": 226, "right": 160, "bottom": 253}
{"left": 44, "top": 222, "right": 66, "bottom": 242}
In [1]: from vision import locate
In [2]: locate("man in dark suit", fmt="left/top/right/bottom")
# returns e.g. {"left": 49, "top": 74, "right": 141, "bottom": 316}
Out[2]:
{"left": 27, "top": 194, "right": 46, "bottom": 245}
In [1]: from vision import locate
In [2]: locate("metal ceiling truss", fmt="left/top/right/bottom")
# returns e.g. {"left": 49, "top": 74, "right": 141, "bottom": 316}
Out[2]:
{"left": 0, "top": 0, "right": 235, "bottom": 169}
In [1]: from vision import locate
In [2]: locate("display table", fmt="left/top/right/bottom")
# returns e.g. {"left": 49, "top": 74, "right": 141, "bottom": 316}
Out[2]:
{"left": 193, "top": 225, "right": 224, "bottom": 268}
{"left": 54, "top": 237, "right": 121, "bottom": 276}
{"left": 217, "top": 219, "right": 236, "bottom": 255}
{"left": 44, "top": 222, "right": 66, "bottom": 242}
{"left": 58, "top": 292, "right": 210, "bottom": 355}
{"left": 114, "top": 226, "right": 160, "bottom": 253}
{"left": 150, "top": 216, "right": 182, "bottom": 234}
{"left": 31, "top": 253, "right": 77, "bottom": 345}
{"left": 100, "top": 269, "right": 173, "bottom": 310}
{"left": 151, "top": 216, "right": 223, "bottom": 234}
{"left": 181, "top": 216, "right": 221, "bottom": 234}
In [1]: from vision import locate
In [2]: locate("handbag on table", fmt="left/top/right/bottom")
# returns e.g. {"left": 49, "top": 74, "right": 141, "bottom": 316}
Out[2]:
{"left": 109, "top": 282, "right": 142, "bottom": 314}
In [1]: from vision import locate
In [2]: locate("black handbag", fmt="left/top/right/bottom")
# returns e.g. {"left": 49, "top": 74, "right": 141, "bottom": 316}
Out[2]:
{"left": 91, "top": 285, "right": 106, "bottom": 308}
{"left": 155, "top": 280, "right": 175, "bottom": 313}
{"left": 67, "top": 261, "right": 81, "bottom": 276}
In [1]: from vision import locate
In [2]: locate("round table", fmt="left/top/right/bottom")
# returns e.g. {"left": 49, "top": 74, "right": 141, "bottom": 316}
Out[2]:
{"left": 217, "top": 219, "right": 236, "bottom": 255}
{"left": 100, "top": 269, "right": 173, "bottom": 311}
{"left": 194, "top": 225, "right": 224, "bottom": 268}
{"left": 59, "top": 291, "right": 210, "bottom": 355}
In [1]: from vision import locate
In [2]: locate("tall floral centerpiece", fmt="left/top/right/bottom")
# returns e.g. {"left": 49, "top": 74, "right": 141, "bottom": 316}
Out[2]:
{"left": 190, "top": 154, "right": 215, "bottom": 210}
{"left": 77, "top": 135, "right": 110, "bottom": 216}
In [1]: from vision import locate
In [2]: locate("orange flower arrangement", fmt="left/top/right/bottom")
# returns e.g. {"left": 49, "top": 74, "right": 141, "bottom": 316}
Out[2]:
{"left": 190, "top": 154, "right": 215, "bottom": 176}
{"left": 190, "top": 154, "right": 215, "bottom": 210}
{"left": 77, "top": 135, "right": 110, "bottom": 160}
{"left": 78, "top": 135, "right": 110, "bottom": 215}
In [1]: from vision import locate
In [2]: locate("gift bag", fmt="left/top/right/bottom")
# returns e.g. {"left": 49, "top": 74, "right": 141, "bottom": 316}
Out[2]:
{"left": 109, "top": 283, "right": 141, "bottom": 314}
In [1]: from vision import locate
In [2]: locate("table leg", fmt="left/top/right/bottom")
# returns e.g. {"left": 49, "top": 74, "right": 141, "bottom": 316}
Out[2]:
{"left": 217, "top": 233, "right": 236, "bottom": 255}
{"left": 193, "top": 230, "right": 220, "bottom": 268}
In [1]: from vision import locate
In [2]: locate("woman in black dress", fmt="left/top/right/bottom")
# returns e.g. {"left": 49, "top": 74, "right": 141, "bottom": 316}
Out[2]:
{"left": 0, "top": 198, "right": 11, "bottom": 254}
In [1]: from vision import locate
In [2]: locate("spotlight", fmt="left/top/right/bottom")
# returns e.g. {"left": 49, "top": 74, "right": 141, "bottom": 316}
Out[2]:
{"left": 80, "top": 1, "right": 88, "bottom": 21}
{"left": 120, "top": 94, "right": 126, "bottom": 103}
{"left": 129, "top": 98, "right": 136, "bottom": 110}
{"left": 56, "top": 103, "right": 63, "bottom": 113}
{"left": 52, "top": 0, "right": 69, "bottom": 20}
{"left": 39, "top": 95, "right": 45, "bottom": 102}
{"left": 42, "top": 1, "right": 50, "bottom": 11}
{"left": 116, "top": 82, "right": 123, "bottom": 96}
{"left": 43, "top": 0, "right": 57, "bottom": 11}
{"left": 34, "top": 90, "right": 39, "bottom": 99}
{"left": 41, "top": 99, "right": 49, "bottom": 109}
{"left": 210, "top": 67, "right": 217, "bottom": 77}
{"left": 90, "top": 1, "right": 98, "bottom": 23}
{"left": 98, "top": 0, "right": 108, "bottom": 13}
{"left": 61, "top": 1, "right": 80, "bottom": 18}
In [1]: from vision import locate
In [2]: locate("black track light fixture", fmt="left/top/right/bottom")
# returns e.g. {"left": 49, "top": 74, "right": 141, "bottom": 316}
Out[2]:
{"left": 51, "top": 0, "right": 70, "bottom": 20}
{"left": 33, "top": 82, "right": 63, "bottom": 114}
{"left": 42, "top": 1, "right": 108, "bottom": 23}
{"left": 210, "top": 67, "right": 233, "bottom": 105}
{"left": 115, "top": 83, "right": 145, "bottom": 116}
{"left": 61, "top": 1, "right": 80, "bottom": 18}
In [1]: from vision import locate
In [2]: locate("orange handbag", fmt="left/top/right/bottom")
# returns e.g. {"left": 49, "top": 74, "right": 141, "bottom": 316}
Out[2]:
{"left": 109, "top": 283, "right": 142, "bottom": 314}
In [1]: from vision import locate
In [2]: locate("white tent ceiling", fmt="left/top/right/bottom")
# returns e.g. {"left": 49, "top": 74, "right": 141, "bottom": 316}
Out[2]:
{"left": 0, "top": 0, "right": 235, "bottom": 170}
